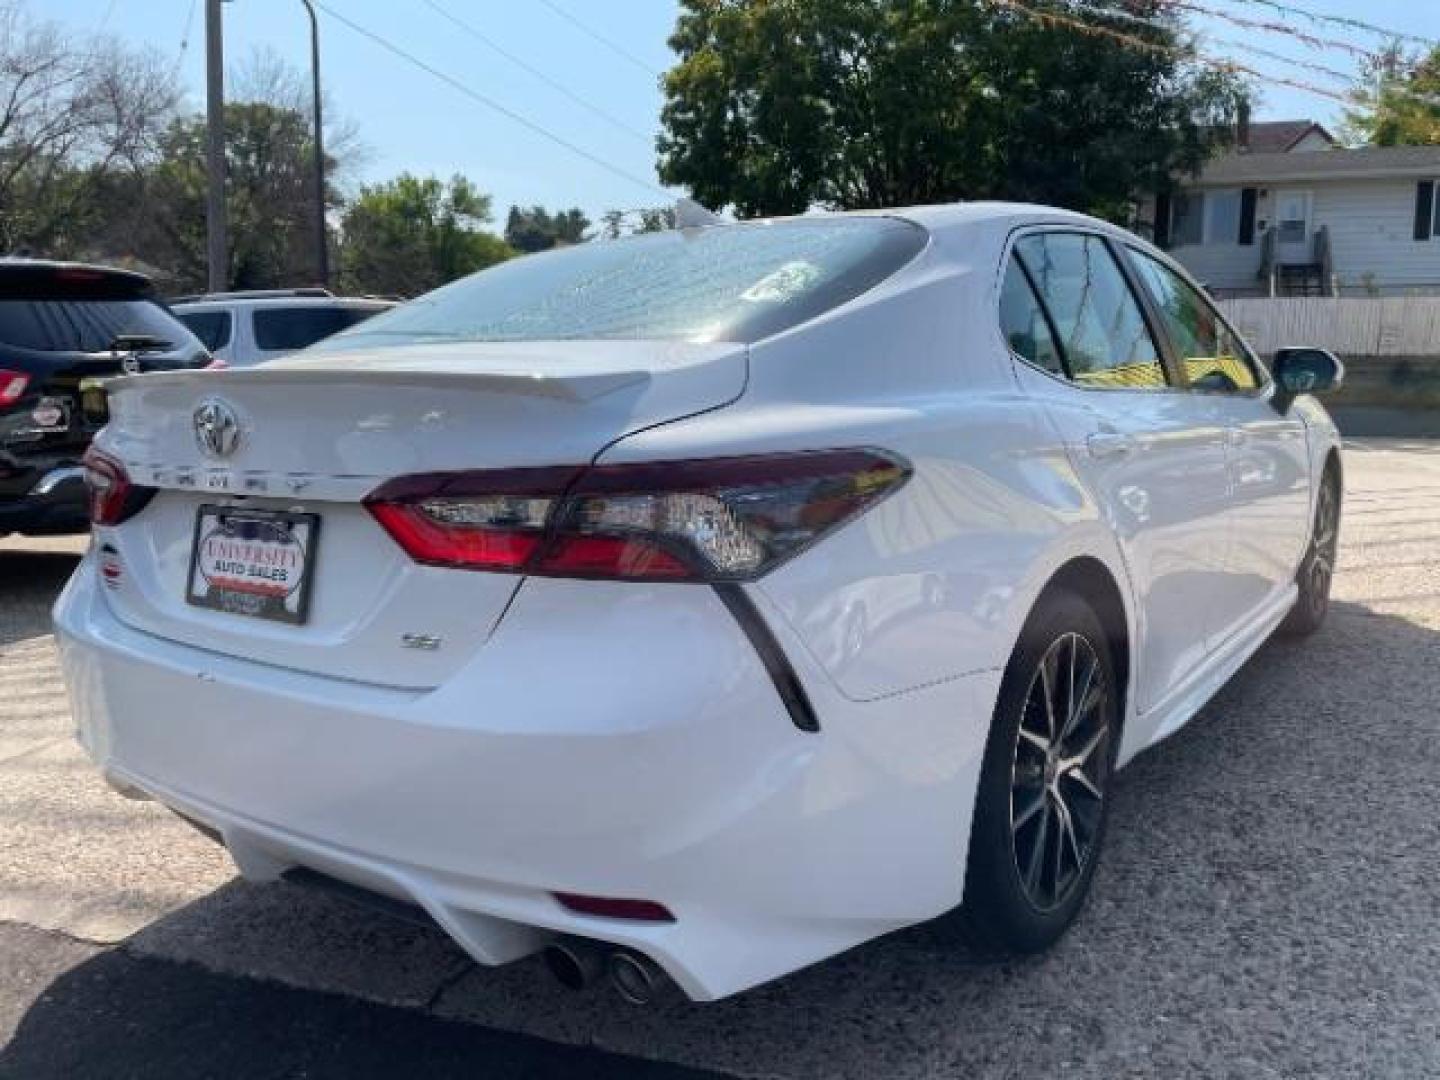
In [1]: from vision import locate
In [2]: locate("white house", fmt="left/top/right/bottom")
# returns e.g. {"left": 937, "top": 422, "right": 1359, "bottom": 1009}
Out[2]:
{"left": 1149, "top": 121, "right": 1440, "bottom": 297}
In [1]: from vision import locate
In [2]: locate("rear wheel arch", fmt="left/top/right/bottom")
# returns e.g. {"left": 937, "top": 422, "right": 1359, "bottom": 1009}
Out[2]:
{"left": 1023, "top": 558, "right": 1132, "bottom": 740}
{"left": 1323, "top": 447, "right": 1342, "bottom": 493}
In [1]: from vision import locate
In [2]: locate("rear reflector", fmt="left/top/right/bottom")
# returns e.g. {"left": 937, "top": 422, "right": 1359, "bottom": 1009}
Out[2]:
{"left": 365, "top": 449, "right": 910, "bottom": 582}
{"left": 553, "top": 892, "right": 676, "bottom": 923}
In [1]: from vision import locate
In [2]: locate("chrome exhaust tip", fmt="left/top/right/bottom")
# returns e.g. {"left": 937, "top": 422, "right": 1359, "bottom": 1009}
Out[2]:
{"left": 542, "top": 938, "right": 604, "bottom": 991}
{"left": 607, "top": 949, "right": 667, "bottom": 1005}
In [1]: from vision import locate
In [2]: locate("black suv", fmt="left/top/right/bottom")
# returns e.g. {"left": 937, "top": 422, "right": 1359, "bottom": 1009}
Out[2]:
{"left": 0, "top": 260, "right": 209, "bottom": 537}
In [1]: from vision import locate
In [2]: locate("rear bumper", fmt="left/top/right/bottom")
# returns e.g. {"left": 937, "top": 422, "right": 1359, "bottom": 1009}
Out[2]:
{"left": 0, "top": 466, "right": 88, "bottom": 535}
{"left": 54, "top": 553, "right": 998, "bottom": 999}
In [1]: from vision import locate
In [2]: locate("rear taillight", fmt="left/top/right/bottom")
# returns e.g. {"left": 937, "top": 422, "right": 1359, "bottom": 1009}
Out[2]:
{"left": 0, "top": 369, "right": 30, "bottom": 406}
{"left": 365, "top": 449, "right": 910, "bottom": 582}
{"left": 82, "top": 447, "right": 155, "bottom": 526}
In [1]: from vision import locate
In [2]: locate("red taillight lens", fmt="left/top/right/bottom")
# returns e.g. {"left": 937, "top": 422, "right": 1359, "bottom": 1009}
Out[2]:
{"left": 0, "top": 369, "right": 30, "bottom": 406}
{"left": 365, "top": 449, "right": 910, "bottom": 582}
{"left": 365, "top": 501, "right": 548, "bottom": 571}
{"left": 362, "top": 466, "right": 582, "bottom": 572}
{"left": 82, "top": 447, "right": 154, "bottom": 526}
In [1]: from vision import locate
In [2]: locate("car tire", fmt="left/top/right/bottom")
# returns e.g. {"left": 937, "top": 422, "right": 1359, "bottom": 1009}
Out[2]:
{"left": 1279, "top": 466, "right": 1341, "bottom": 638}
{"left": 948, "top": 589, "right": 1120, "bottom": 955}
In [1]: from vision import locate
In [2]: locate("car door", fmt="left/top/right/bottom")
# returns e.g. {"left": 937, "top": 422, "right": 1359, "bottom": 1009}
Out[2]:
{"left": 1125, "top": 248, "right": 1311, "bottom": 639}
{"left": 1002, "top": 230, "right": 1234, "bottom": 716}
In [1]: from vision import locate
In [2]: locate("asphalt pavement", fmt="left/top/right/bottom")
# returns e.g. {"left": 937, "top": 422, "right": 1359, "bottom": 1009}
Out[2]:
{"left": 2, "top": 439, "right": 1439, "bottom": 1078}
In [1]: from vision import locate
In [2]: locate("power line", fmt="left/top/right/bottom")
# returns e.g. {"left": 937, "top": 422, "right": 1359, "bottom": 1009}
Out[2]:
{"left": 1162, "top": 0, "right": 1440, "bottom": 108}
{"left": 1077, "top": 0, "right": 1440, "bottom": 111}
{"left": 172, "top": 0, "right": 200, "bottom": 79}
{"left": 534, "top": 0, "right": 664, "bottom": 80}
{"left": 1074, "top": 0, "right": 1357, "bottom": 82}
{"left": 310, "top": 2, "right": 667, "bottom": 198}
{"left": 1160, "top": 0, "right": 1373, "bottom": 59}
{"left": 1212, "top": 36, "right": 1353, "bottom": 85}
{"left": 1218, "top": 0, "right": 1438, "bottom": 51}
{"left": 989, "top": 0, "right": 1352, "bottom": 103}
{"left": 420, "top": 0, "right": 653, "bottom": 146}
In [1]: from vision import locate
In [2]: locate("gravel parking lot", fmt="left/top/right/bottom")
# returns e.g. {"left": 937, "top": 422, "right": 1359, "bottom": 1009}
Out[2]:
{"left": 3, "top": 440, "right": 1439, "bottom": 1078}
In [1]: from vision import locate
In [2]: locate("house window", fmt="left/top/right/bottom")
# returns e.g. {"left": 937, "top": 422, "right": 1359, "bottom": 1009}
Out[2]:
{"left": 1169, "top": 190, "right": 1243, "bottom": 247}
{"left": 1277, "top": 208, "right": 1308, "bottom": 245}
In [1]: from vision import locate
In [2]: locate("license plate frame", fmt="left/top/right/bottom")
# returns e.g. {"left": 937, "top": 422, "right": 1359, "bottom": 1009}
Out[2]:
{"left": 185, "top": 505, "right": 320, "bottom": 625}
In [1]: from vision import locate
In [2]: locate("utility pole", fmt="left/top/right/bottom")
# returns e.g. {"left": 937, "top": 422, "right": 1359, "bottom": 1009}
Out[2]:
{"left": 204, "top": 0, "right": 227, "bottom": 293}
{"left": 300, "top": 0, "right": 328, "bottom": 287}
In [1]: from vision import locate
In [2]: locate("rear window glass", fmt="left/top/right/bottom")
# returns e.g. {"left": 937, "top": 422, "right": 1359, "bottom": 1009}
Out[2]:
{"left": 177, "top": 310, "right": 233, "bottom": 351}
{"left": 315, "top": 218, "right": 927, "bottom": 351}
{"left": 254, "top": 306, "right": 384, "bottom": 351}
{"left": 0, "top": 299, "right": 201, "bottom": 354}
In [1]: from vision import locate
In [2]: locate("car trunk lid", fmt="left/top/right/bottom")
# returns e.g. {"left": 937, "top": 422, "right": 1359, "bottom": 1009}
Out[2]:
{"left": 93, "top": 340, "right": 746, "bottom": 688}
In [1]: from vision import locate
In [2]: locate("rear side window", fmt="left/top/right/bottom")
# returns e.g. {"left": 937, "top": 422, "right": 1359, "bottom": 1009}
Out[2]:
{"left": 1015, "top": 233, "right": 1166, "bottom": 389}
{"left": 0, "top": 299, "right": 200, "bottom": 354}
{"left": 314, "top": 218, "right": 928, "bottom": 351}
{"left": 254, "top": 306, "right": 379, "bottom": 351}
{"left": 1128, "top": 250, "right": 1260, "bottom": 392}
{"left": 999, "top": 258, "right": 1063, "bottom": 376}
{"left": 178, "top": 310, "right": 233, "bottom": 351}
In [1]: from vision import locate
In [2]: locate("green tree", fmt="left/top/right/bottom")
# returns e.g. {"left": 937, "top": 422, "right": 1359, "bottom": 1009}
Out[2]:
{"left": 657, "top": 0, "right": 1245, "bottom": 219}
{"left": 1343, "top": 44, "right": 1440, "bottom": 146}
{"left": 339, "top": 173, "right": 512, "bottom": 296}
{"left": 145, "top": 102, "right": 338, "bottom": 291}
{"left": 504, "top": 205, "right": 591, "bottom": 252}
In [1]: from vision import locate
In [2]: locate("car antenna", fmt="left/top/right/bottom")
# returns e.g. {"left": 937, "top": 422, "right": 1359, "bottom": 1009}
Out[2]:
{"left": 675, "top": 197, "right": 722, "bottom": 229}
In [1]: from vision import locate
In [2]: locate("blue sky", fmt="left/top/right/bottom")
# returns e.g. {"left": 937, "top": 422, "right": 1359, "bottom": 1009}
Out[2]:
{"left": 40, "top": 0, "right": 1440, "bottom": 227}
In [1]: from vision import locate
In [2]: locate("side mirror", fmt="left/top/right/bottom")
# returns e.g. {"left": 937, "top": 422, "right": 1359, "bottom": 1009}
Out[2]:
{"left": 1271, "top": 347, "right": 1343, "bottom": 413}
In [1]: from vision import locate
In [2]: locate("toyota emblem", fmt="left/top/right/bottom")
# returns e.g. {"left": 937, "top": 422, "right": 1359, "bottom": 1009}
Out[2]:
{"left": 193, "top": 398, "right": 243, "bottom": 458}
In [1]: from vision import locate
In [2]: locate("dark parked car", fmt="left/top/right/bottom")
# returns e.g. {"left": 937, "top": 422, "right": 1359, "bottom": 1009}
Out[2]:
{"left": 0, "top": 260, "right": 209, "bottom": 537}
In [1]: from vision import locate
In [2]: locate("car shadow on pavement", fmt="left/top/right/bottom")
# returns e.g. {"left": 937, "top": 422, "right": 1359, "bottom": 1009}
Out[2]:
{"left": 0, "top": 549, "right": 82, "bottom": 649}
{"left": 0, "top": 922, "right": 726, "bottom": 1080}
{"left": 5, "top": 601, "right": 1439, "bottom": 1079}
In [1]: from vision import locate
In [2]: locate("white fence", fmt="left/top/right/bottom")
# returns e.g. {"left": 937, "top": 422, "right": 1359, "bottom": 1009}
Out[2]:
{"left": 1219, "top": 298, "right": 1440, "bottom": 357}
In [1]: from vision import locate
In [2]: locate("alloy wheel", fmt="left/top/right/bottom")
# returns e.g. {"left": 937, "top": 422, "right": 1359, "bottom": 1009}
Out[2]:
{"left": 1009, "top": 632, "right": 1111, "bottom": 912}
{"left": 1309, "top": 482, "right": 1339, "bottom": 619}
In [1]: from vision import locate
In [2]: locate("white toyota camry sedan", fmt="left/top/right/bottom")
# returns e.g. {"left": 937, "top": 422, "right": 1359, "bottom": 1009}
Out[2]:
{"left": 55, "top": 203, "right": 1343, "bottom": 1003}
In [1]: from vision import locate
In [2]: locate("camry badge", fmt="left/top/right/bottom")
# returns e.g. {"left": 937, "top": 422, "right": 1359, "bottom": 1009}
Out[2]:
{"left": 193, "top": 399, "right": 242, "bottom": 458}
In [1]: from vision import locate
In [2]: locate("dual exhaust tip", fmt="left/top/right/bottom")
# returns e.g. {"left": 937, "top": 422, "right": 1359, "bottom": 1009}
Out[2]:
{"left": 542, "top": 938, "right": 669, "bottom": 1005}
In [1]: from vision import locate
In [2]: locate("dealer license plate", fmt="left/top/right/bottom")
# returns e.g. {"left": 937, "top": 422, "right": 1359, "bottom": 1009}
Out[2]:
{"left": 186, "top": 506, "right": 320, "bottom": 625}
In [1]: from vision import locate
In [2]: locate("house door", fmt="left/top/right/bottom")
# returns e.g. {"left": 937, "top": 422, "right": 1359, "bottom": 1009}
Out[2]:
{"left": 1273, "top": 190, "right": 1313, "bottom": 264}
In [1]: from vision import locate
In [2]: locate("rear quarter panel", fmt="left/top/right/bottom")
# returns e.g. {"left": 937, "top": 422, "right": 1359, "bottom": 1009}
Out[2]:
{"left": 601, "top": 225, "right": 1135, "bottom": 707}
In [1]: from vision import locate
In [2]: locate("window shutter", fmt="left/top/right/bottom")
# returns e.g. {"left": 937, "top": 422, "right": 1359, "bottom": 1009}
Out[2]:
{"left": 1154, "top": 191, "right": 1172, "bottom": 248}
{"left": 1239, "top": 188, "right": 1257, "bottom": 246}
{"left": 1415, "top": 181, "right": 1434, "bottom": 241}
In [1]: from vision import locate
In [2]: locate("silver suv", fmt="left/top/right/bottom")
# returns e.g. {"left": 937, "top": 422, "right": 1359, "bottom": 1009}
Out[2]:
{"left": 171, "top": 289, "right": 396, "bottom": 368}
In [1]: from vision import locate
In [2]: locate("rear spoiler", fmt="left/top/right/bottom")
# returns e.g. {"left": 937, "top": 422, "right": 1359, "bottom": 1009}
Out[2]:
{"left": 103, "top": 364, "right": 652, "bottom": 404}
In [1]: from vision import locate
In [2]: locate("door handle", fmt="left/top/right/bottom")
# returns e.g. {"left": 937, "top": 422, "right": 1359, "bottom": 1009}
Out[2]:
{"left": 1086, "top": 432, "right": 1136, "bottom": 459}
